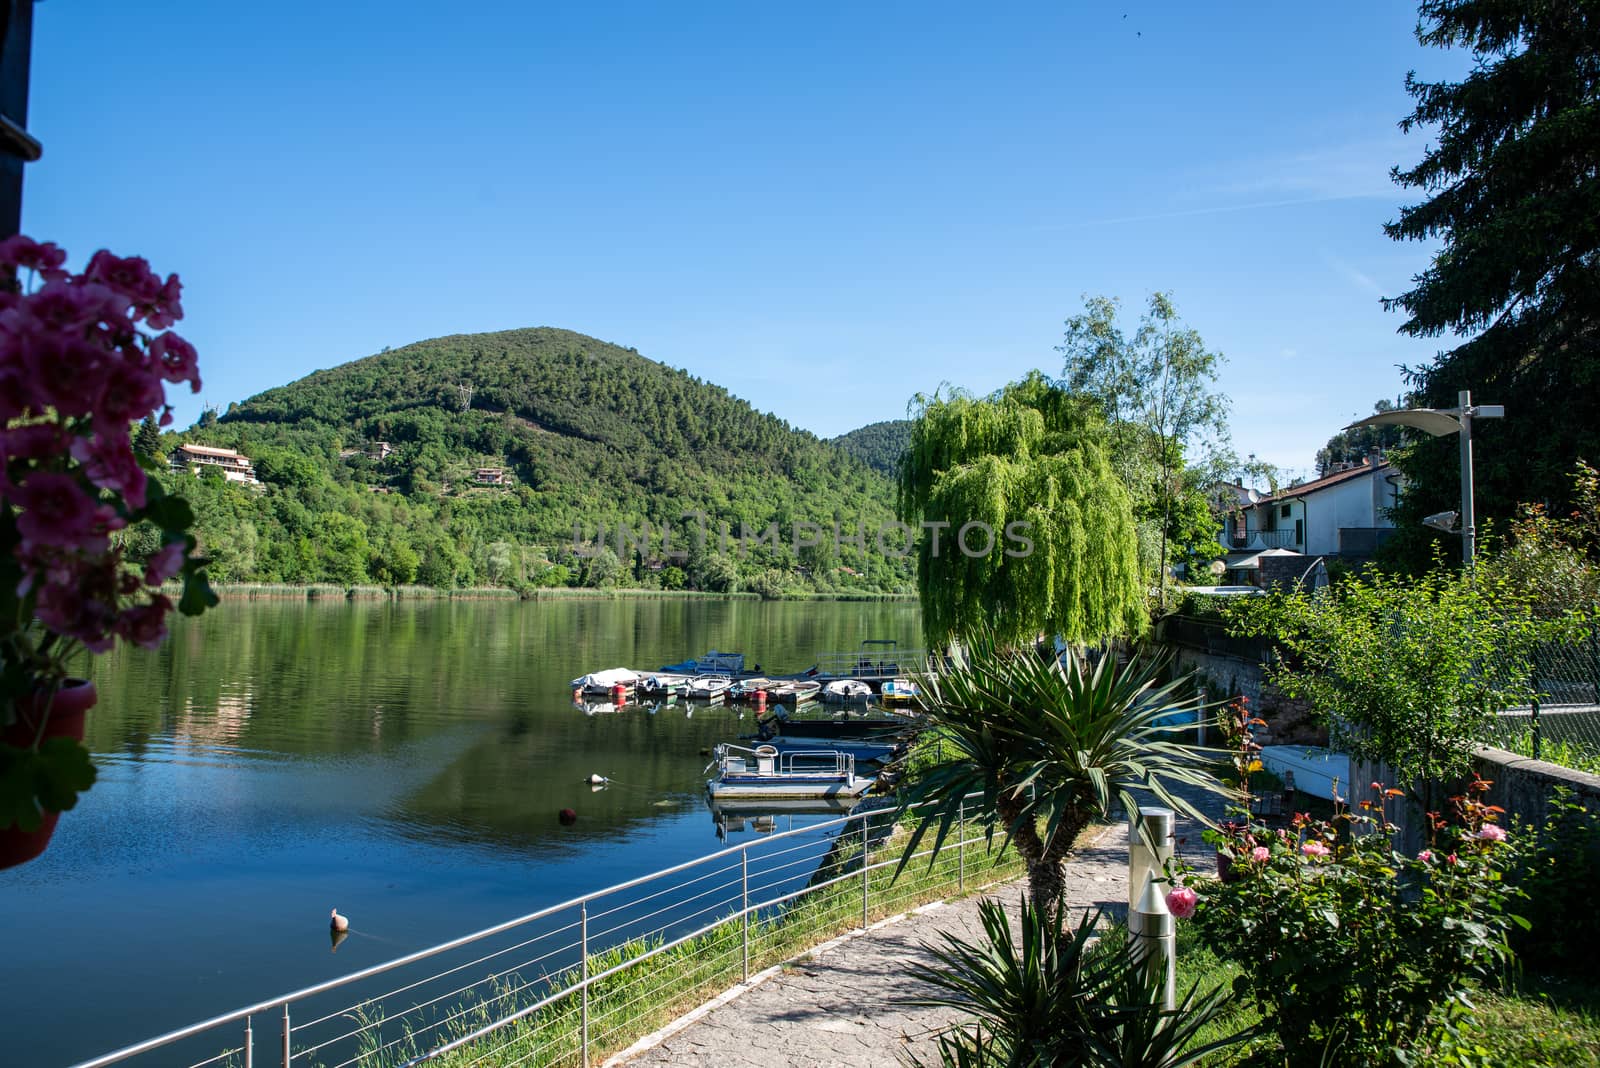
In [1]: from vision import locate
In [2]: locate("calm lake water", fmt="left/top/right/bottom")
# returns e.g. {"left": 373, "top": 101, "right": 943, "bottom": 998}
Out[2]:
{"left": 0, "top": 597, "right": 921, "bottom": 1067}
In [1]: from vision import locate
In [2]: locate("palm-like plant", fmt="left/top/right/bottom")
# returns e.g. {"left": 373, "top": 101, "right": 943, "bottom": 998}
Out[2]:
{"left": 898, "top": 628, "right": 1224, "bottom": 919}
{"left": 907, "top": 897, "right": 1251, "bottom": 1067}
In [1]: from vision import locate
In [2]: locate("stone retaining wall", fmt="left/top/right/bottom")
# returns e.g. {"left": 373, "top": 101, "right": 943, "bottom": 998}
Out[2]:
{"left": 1475, "top": 745, "right": 1600, "bottom": 828}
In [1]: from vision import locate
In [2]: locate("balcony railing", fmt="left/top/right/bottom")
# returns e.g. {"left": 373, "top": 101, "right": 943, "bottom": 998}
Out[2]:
{"left": 1229, "top": 529, "right": 1298, "bottom": 550}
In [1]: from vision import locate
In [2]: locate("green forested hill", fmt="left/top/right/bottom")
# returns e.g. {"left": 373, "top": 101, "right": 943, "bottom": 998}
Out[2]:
{"left": 162, "top": 328, "right": 912, "bottom": 594}
{"left": 831, "top": 420, "right": 911, "bottom": 477}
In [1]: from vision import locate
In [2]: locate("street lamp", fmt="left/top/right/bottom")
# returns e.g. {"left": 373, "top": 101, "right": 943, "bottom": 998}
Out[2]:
{"left": 1345, "top": 390, "right": 1503, "bottom": 566}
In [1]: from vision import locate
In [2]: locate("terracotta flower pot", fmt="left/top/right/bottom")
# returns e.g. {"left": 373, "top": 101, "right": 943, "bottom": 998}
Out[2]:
{"left": 0, "top": 679, "right": 98, "bottom": 870}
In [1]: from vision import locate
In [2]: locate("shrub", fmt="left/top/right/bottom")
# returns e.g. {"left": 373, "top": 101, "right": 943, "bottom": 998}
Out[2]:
{"left": 1506, "top": 788, "right": 1600, "bottom": 975}
{"left": 1190, "top": 779, "right": 1524, "bottom": 1066}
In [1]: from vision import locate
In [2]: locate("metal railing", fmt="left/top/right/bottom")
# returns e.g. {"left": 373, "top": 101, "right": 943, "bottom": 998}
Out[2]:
{"left": 72, "top": 794, "right": 1013, "bottom": 1068}
{"left": 1485, "top": 619, "right": 1600, "bottom": 770}
{"left": 808, "top": 649, "right": 932, "bottom": 678}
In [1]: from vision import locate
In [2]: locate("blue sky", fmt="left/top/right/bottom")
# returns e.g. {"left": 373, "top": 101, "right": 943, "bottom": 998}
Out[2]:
{"left": 25, "top": 2, "right": 1472, "bottom": 478}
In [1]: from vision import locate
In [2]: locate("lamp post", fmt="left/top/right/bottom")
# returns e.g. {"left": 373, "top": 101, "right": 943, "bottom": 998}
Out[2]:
{"left": 1345, "top": 390, "right": 1503, "bottom": 567}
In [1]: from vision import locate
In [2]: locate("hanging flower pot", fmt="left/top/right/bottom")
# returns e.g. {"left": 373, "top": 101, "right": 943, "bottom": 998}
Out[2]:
{"left": 0, "top": 235, "right": 219, "bottom": 873}
{"left": 0, "top": 679, "right": 98, "bottom": 870}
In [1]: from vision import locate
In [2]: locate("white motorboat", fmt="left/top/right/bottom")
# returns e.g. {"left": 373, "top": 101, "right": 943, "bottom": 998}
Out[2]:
{"left": 820, "top": 679, "right": 873, "bottom": 703}
{"left": 638, "top": 673, "right": 691, "bottom": 698}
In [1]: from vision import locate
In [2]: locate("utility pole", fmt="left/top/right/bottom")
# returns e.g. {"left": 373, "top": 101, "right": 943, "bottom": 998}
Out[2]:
{"left": 1, "top": 1, "right": 41, "bottom": 244}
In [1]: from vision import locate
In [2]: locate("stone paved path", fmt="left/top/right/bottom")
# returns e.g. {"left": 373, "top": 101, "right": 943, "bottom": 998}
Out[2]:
{"left": 615, "top": 786, "right": 1226, "bottom": 1067}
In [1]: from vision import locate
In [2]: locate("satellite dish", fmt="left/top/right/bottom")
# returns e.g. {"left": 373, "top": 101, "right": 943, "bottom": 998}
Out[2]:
{"left": 1422, "top": 510, "right": 1459, "bottom": 533}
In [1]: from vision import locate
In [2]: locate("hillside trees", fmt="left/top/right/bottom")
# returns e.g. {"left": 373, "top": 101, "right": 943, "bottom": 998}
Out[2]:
{"left": 1383, "top": 0, "right": 1600, "bottom": 570}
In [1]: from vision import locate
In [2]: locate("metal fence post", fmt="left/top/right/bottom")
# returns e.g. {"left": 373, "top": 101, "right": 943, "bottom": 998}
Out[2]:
{"left": 861, "top": 812, "right": 870, "bottom": 930}
{"left": 1531, "top": 651, "right": 1543, "bottom": 761}
{"left": 741, "top": 848, "right": 750, "bottom": 982}
{"left": 957, "top": 799, "right": 965, "bottom": 890}
{"left": 580, "top": 901, "right": 590, "bottom": 1068}
{"left": 243, "top": 1015, "right": 252, "bottom": 1068}
{"left": 1590, "top": 615, "right": 1599, "bottom": 706}
{"left": 280, "top": 1004, "right": 290, "bottom": 1068}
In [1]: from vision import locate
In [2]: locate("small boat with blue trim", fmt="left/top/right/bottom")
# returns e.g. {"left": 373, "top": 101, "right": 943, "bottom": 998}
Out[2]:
{"left": 879, "top": 678, "right": 921, "bottom": 706}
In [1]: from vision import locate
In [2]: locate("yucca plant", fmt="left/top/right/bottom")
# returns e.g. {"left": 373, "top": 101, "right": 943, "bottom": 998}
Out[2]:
{"left": 897, "top": 627, "right": 1225, "bottom": 918}
{"left": 907, "top": 897, "right": 1251, "bottom": 1068}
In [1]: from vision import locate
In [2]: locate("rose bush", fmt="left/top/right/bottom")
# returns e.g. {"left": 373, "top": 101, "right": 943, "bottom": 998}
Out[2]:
{"left": 1189, "top": 778, "right": 1523, "bottom": 1066}
{"left": 0, "top": 235, "right": 216, "bottom": 834}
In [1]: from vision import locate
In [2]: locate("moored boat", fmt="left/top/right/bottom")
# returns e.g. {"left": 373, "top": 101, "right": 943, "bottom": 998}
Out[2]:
{"left": 768, "top": 679, "right": 821, "bottom": 703}
{"left": 706, "top": 743, "right": 873, "bottom": 800}
{"left": 820, "top": 679, "right": 873, "bottom": 703}
{"left": 879, "top": 678, "right": 921, "bottom": 707}
{"left": 727, "top": 677, "right": 775, "bottom": 702}
{"left": 638, "top": 673, "right": 691, "bottom": 698}
{"left": 685, "top": 674, "right": 734, "bottom": 700}
{"left": 661, "top": 650, "right": 746, "bottom": 675}
{"left": 755, "top": 704, "right": 918, "bottom": 740}
{"left": 570, "top": 667, "right": 640, "bottom": 695}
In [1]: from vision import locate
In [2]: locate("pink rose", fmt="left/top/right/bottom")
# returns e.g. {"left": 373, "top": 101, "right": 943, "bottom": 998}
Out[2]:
{"left": 1478, "top": 824, "right": 1507, "bottom": 843}
{"left": 1301, "top": 840, "right": 1331, "bottom": 858}
{"left": 1417, "top": 850, "right": 1433, "bottom": 863}
{"left": 1250, "top": 846, "right": 1270, "bottom": 863}
{"left": 144, "top": 541, "right": 187, "bottom": 585}
{"left": 1165, "top": 886, "right": 1198, "bottom": 920}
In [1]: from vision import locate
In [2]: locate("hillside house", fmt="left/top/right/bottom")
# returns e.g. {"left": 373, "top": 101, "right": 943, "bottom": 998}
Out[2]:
{"left": 170, "top": 443, "right": 261, "bottom": 486}
{"left": 473, "top": 467, "right": 509, "bottom": 486}
{"left": 1225, "top": 454, "right": 1401, "bottom": 562}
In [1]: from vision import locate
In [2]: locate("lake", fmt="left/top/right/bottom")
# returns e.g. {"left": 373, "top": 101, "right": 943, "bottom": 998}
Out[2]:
{"left": 0, "top": 597, "right": 921, "bottom": 1067}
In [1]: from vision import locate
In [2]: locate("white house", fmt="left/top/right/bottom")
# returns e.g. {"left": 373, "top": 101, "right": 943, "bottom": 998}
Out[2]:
{"left": 1225, "top": 455, "right": 1402, "bottom": 560}
{"left": 170, "top": 443, "right": 261, "bottom": 486}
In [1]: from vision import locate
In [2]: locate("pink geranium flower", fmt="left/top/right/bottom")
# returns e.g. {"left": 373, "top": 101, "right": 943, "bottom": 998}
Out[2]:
{"left": 1251, "top": 846, "right": 1270, "bottom": 863}
{"left": 143, "top": 542, "right": 187, "bottom": 586}
{"left": 1165, "top": 886, "right": 1198, "bottom": 920}
{"left": 1301, "top": 840, "right": 1331, "bottom": 858}
{"left": 1478, "top": 824, "right": 1507, "bottom": 843}
{"left": 1418, "top": 850, "right": 1433, "bottom": 863}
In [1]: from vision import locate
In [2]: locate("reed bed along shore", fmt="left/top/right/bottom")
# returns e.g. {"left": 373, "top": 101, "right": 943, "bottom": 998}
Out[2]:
{"left": 191, "top": 584, "right": 914, "bottom": 604}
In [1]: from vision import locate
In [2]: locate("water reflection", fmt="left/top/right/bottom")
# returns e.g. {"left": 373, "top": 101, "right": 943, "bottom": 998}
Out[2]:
{"left": 0, "top": 597, "right": 919, "bottom": 1067}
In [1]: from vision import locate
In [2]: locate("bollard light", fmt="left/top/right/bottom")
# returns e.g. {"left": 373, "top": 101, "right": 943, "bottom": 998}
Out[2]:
{"left": 1128, "top": 807, "right": 1175, "bottom": 913}
{"left": 1129, "top": 871, "right": 1177, "bottom": 1012}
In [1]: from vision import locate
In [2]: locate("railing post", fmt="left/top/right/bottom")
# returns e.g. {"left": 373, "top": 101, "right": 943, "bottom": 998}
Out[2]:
{"left": 243, "top": 1015, "right": 252, "bottom": 1068}
{"left": 741, "top": 848, "right": 750, "bottom": 982}
{"left": 957, "top": 799, "right": 965, "bottom": 890}
{"left": 580, "top": 901, "right": 590, "bottom": 1068}
{"left": 861, "top": 812, "right": 870, "bottom": 930}
{"left": 280, "top": 1004, "right": 290, "bottom": 1068}
{"left": 1530, "top": 652, "right": 1542, "bottom": 761}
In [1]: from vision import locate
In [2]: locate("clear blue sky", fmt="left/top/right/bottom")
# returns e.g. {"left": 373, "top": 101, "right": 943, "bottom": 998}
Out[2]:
{"left": 24, "top": 2, "right": 1472, "bottom": 478}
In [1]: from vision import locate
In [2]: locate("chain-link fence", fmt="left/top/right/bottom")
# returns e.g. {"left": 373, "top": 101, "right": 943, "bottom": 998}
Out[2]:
{"left": 1485, "top": 616, "right": 1600, "bottom": 774}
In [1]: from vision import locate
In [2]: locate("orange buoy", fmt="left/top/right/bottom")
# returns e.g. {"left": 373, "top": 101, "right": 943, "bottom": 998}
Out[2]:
{"left": 754, "top": 689, "right": 767, "bottom": 709}
{"left": 612, "top": 682, "right": 626, "bottom": 705}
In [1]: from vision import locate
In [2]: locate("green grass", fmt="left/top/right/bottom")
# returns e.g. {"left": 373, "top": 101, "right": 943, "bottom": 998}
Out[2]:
{"left": 1497, "top": 728, "right": 1600, "bottom": 775}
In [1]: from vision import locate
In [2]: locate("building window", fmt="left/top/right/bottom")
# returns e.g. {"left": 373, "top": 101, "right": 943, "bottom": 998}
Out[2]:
{"left": 1280, "top": 504, "right": 1291, "bottom": 518}
{"left": 1295, "top": 519, "right": 1304, "bottom": 544}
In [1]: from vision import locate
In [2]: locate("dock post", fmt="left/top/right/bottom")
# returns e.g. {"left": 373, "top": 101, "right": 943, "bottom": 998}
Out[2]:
{"left": 581, "top": 901, "right": 590, "bottom": 1067}
{"left": 280, "top": 1004, "right": 290, "bottom": 1068}
{"left": 957, "top": 799, "right": 965, "bottom": 890}
{"left": 741, "top": 849, "right": 750, "bottom": 981}
{"left": 243, "top": 1014, "right": 252, "bottom": 1068}
{"left": 861, "top": 813, "right": 870, "bottom": 930}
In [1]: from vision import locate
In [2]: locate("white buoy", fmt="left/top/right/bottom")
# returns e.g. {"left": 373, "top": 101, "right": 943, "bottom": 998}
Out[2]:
{"left": 587, "top": 773, "right": 607, "bottom": 785}
{"left": 330, "top": 907, "right": 349, "bottom": 932}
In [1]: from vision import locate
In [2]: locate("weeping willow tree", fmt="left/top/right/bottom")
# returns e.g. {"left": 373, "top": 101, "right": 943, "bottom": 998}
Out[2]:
{"left": 898, "top": 373, "right": 1145, "bottom": 648}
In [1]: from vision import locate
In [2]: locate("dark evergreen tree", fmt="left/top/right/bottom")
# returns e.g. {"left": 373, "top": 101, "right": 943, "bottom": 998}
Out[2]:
{"left": 1383, "top": 0, "right": 1600, "bottom": 569}
{"left": 134, "top": 414, "right": 162, "bottom": 460}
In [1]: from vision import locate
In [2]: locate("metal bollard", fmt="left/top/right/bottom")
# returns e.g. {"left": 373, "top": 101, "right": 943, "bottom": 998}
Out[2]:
{"left": 1129, "top": 872, "right": 1176, "bottom": 1012}
{"left": 1128, "top": 807, "right": 1175, "bottom": 913}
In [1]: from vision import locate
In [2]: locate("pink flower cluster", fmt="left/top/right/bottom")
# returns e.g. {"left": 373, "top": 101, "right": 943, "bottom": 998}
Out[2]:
{"left": 1300, "top": 840, "right": 1331, "bottom": 858}
{"left": 0, "top": 236, "right": 200, "bottom": 652}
